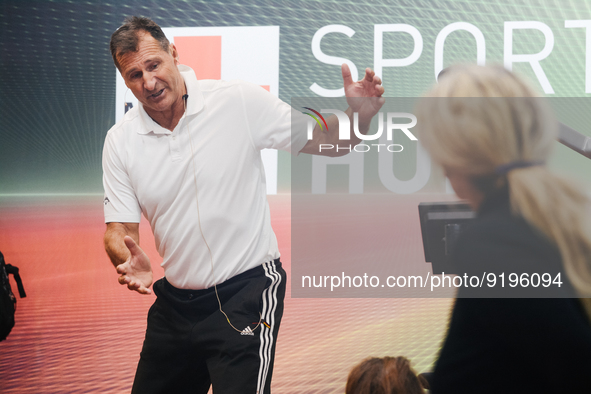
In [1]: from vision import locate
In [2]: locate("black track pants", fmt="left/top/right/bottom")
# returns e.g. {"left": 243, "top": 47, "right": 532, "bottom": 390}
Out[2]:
{"left": 131, "top": 260, "right": 286, "bottom": 394}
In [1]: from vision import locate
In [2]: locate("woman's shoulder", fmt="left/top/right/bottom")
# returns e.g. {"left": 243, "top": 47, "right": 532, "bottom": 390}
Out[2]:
{"left": 454, "top": 204, "right": 560, "bottom": 268}
{"left": 450, "top": 204, "right": 574, "bottom": 297}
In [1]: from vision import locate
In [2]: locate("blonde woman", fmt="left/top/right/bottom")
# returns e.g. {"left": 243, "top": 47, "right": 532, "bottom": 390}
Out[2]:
{"left": 416, "top": 65, "right": 591, "bottom": 393}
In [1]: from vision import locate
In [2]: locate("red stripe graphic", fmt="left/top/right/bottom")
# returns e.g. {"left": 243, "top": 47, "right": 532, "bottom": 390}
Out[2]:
{"left": 173, "top": 35, "right": 271, "bottom": 93}
{"left": 174, "top": 36, "right": 222, "bottom": 80}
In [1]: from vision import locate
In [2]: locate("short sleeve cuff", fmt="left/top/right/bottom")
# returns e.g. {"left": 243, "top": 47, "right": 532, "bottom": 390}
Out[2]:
{"left": 104, "top": 213, "right": 141, "bottom": 224}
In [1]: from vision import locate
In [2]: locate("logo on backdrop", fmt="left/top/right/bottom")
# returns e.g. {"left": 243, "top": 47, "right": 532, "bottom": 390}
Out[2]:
{"left": 303, "top": 107, "right": 329, "bottom": 131}
{"left": 305, "top": 109, "right": 418, "bottom": 153}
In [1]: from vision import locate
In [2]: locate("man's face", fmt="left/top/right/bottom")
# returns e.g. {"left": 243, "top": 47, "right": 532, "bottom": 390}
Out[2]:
{"left": 117, "top": 31, "right": 184, "bottom": 117}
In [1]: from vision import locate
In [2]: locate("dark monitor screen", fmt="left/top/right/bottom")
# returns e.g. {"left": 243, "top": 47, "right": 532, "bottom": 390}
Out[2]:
{"left": 418, "top": 201, "right": 475, "bottom": 274}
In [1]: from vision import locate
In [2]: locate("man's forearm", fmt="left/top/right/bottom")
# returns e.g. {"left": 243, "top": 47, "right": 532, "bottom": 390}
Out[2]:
{"left": 104, "top": 223, "right": 139, "bottom": 267}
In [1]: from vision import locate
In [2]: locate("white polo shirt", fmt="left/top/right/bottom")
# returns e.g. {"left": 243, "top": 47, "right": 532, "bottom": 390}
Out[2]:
{"left": 103, "top": 66, "right": 308, "bottom": 289}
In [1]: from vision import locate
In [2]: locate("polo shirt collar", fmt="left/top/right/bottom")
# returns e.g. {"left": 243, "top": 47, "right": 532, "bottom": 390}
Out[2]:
{"left": 137, "top": 65, "right": 204, "bottom": 135}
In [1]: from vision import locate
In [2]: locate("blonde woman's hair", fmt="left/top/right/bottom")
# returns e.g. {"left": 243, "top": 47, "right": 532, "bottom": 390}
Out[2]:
{"left": 417, "top": 64, "right": 591, "bottom": 317}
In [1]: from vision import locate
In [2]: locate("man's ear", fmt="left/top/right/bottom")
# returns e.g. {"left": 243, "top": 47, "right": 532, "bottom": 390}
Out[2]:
{"left": 170, "top": 43, "right": 180, "bottom": 65}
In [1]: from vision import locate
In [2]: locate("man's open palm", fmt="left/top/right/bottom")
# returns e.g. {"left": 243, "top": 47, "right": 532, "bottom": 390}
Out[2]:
{"left": 342, "top": 64, "right": 385, "bottom": 122}
{"left": 116, "top": 236, "right": 153, "bottom": 294}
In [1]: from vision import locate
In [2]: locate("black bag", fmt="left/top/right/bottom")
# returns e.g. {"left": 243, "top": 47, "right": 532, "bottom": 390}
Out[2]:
{"left": 0, "top": 251, "right": 26, "bottom": 341}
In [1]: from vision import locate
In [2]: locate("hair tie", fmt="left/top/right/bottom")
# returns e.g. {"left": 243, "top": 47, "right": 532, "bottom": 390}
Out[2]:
{"left": 495, "top": 161, "right": 544, "bottom": 175}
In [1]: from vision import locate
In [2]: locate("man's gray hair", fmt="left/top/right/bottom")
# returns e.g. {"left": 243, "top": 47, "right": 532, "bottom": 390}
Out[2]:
{"left": 110, "top": 16, "right": 170, "bottom": 70}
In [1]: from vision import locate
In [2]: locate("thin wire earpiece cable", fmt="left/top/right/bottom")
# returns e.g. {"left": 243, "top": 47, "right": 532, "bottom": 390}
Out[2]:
{"left": 183, "top": 96, "right": 263, "bottom": 333}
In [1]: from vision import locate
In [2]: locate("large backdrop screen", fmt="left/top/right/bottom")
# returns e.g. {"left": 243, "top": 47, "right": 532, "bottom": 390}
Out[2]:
{"left": 2, "top": 0, "right": 591, "bottom": 195}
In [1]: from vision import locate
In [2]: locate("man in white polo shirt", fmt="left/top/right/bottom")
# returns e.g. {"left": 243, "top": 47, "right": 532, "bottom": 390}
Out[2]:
{"left": 103, "top": 16, "right": 384, "bottom": 394}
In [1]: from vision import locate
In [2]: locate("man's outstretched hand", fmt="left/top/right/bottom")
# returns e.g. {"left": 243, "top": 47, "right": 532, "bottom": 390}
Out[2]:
{"left": 116, "top": 236, "right": 153, "bottom": 294}
{"left": 342, "top": 64, "right": 385, "bottom": 124}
